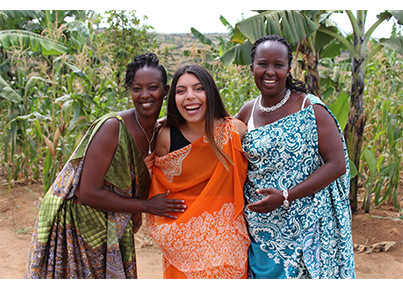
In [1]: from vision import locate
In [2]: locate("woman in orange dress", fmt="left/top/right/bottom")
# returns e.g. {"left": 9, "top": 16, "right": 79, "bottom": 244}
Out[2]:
{"left": 146, "top": 64, "right": 250, "bottom": 279}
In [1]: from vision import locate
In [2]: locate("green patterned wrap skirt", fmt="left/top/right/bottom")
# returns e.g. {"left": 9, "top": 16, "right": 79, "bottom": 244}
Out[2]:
{"left": 25, "top": 113, "right": 150, "bottom": 279}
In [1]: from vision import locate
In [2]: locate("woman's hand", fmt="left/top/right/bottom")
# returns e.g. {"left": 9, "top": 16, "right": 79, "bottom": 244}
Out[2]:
{"left": 246, "top": 188, "right": 284, "bottom": 213}
{"left": 145, "top": 190, "right": 186, "bottom": 219}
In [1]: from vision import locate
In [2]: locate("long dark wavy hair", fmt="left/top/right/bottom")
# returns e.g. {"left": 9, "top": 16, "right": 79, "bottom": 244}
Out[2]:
{"left": 123, "top": 52, "right": 167, "bottom": 92}
{"left": 165, "top": 63, "right": 233, "bottom": 171}
{"left": 251, "top": 34, "right": 309, "bottom": 94}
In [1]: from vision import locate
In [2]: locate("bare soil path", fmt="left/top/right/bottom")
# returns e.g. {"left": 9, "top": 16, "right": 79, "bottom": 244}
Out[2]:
{"left": 0, "top": 183, "right": 402, "bottom": 279}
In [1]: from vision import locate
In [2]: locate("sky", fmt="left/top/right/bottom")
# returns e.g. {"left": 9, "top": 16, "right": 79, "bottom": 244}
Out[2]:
{"left": 6, "top": 1, "right": 403, "bottom": 38}
{"left": 95, "top": 3, "right": 400, "bottom": 38}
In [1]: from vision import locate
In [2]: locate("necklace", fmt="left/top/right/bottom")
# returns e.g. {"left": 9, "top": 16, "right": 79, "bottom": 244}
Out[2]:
{"left": 258, "top": 89, "right": 291, "bottom": 112}
{"left": 134, "top": 109, "right": 156, "bottom": 155}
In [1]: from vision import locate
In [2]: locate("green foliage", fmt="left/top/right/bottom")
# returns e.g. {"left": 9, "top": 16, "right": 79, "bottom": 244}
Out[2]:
{"left": 102, "top": 10, "right": 159, "bottom": 76}
{"left": 220, "top": 10, "right": 320, "bottom": 66}
{"left": 0, "top": 10, "right": 401, "bottom": 215}
{"left": 359, "top": 45, "right": 403, "bottom": 212}
{"left": 328, "top": 92, "right": 350, "bottom": 130}
{"left": 0, "top": 30, "right": 68, "bottom": 55}
{"left": 0, "top": 9, "right": 157, "bottom": 193}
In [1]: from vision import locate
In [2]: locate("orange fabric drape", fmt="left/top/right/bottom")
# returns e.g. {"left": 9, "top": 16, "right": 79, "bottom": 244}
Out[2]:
{"left": 146, "top": 118, "right": 250, "bottom": 279}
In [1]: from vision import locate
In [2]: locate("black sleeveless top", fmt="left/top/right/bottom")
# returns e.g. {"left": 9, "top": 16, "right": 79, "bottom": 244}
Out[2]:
{"left": 169, "top": 126, "right": 191, "bottom": 152}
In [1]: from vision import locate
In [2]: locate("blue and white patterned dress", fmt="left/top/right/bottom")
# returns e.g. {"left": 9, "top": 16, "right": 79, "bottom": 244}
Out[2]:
{"left": 242, "top": 94, "right": 355, "bottom": 279}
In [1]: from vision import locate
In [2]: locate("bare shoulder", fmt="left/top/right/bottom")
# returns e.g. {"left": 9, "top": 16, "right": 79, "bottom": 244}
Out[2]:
{"left": 236, "top": 98, "right": 256, "bottom": 123}
{"left": 155, "top": 126, "right": 171, "bottom": 157}
{"left": 230, "top": 117, "right": 247, "bottom": 140}
{"left": 291, "top": 91, "right": 311, "bottom": 108}
{"left": 117, "top": 109, "right": 134, "bottom": 129}
{"left": 312, "top": 103, "right": 335, "bottom": 124}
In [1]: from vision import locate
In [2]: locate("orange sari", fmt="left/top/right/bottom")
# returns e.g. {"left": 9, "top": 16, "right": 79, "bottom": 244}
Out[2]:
{"left": 146, "top": 118, "right": 250, "bottom": 279}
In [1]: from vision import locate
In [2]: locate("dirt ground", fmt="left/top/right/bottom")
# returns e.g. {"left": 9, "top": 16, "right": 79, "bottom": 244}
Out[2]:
{"left": 0, "top": 182, "right": 402, "bottom": 279}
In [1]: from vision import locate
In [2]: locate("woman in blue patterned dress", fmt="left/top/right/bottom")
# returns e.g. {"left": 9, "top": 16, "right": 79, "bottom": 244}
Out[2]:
{"left": 236, "top": 35, "right": 356, "bottom": 279}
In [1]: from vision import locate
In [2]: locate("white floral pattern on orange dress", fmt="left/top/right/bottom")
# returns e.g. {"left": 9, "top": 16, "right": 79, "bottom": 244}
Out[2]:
{"left": 147, "top": 118, "right": 250, "bottom": 279}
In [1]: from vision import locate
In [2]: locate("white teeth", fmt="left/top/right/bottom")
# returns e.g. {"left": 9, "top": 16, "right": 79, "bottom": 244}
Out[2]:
{"left": 264, "top": 80, "right": 276, "bottom": 84}
{"left": 141, "top": 102, "right": 153, "bottom": 107}
{"left": 185, "top": 105, "right": 200, "bottom": 110}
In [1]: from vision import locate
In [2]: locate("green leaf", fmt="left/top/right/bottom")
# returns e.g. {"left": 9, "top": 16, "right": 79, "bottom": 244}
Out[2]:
{"left": 0, "top": 30, "right": 68, "bottom": 55}
{"left": 219, "top": 15, "right": 232, "bottom": 28}
{"left": 191, "top": 27, "right": 213, "bottom": 46}
{"left": 65, "top": 62, "right": 92, "bottom": 87}
{"left": 349, "top": 159, "right": 357, "bottom": 178}
{"left": 319, "top": 40, "right": 342, "bottom": 59}
{"left": 328, "top": 92, "right": 350, "bottom": 130}
{"left": 223, "top": 11, "right": 320, "bottom": 66}
{"left": 24, "top": 76, "right": 56, "bottom": 97}
{"left": 236, "top": 14, "right": 267, "bottom": 44}
{"left": 231, "top": 25, "right": 248, "bottom": 44}
{"left": 363, "top": 149, "right": 377, "bottom": 176}
{"left": 315, "top": 26, "right": 339, "bottom": 51}
{"left": 67, "top": 20, "right": 90, "bottom": 39}
{"left": 380, "top": 36, "right": 403, "bottom": 55}
{"left": 376, "top": 155, "right": 384, "bottom": 173}
{"left": 387, "top": 118, "right": 399, "bottom": 145}
{"left": 0, "top": 75, "right": 22, "bottom": 103}
{"left": 388, "top": 10, "right": 403, "bottom": 25}
{"left": 220, "top": 40, "right": 251, "bottom": 66}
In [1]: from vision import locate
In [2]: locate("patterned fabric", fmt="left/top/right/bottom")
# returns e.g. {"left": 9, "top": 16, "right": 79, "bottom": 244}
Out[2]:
{"left": 146, "top": 118, "right": 250, "bottom": 279}
{"left": 25, "top": 112, "right": 150, "bottom": 279}
{"left": 243, "top": 94, "right": 356, "bottom": 279}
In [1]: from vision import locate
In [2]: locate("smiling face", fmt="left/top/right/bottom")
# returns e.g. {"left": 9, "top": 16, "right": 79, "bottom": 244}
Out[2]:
{"left": 174, "top": 72, "right": 207, "bottom": 125}
{"left": 131, "top": 66, "right": 168, "bottom": 118}
{"left": 251, "top": 40, "right": 291, "bottom": 98}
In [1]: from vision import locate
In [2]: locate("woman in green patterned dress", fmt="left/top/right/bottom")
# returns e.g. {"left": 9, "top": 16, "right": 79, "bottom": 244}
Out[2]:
{"left": 25, "top": 53, "right": 186, "bottom": 279}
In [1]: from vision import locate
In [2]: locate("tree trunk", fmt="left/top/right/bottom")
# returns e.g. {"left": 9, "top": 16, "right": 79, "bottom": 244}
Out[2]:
{"left": 344, "top": 13, "right": 367, "bottom": 212}
{"left": 296, "top": 39, "right": 321, "bottom": 97}
{"left": 306, "top": 52, "right": 321, "bottom": 97}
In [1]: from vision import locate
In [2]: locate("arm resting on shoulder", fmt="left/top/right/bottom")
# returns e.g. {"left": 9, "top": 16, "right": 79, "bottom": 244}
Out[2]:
{"left": 77, "top": 118, "right": 185, "bottom": 218}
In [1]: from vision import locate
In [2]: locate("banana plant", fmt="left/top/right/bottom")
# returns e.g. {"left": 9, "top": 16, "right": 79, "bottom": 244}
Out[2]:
{"left": 220, "top": 10, "right": 321, "bottom": 66}
{"left": 319, "top": 10, "right": 403, "bottom": 212}
{"left": 0, "top": 30, "right": 68, "bottom": 56}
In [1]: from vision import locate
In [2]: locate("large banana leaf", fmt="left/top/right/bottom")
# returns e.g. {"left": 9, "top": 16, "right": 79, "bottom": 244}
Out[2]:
{"left": 221, "top": 10, "right": 320, "bottom": 66}
{"left": 0, "top": 30, "right": 68, "bottom": 55}
{"left": 380, "top": 36, "right": 403, "bottom": 55}
{"left": 220, "top": 40, "right": 252, "bottom": 67}
{"left": 388, "top": 10, "right": 403, "bottom": 25}
{"left": 234, "top": 10, "right": 320, "bottom": 45}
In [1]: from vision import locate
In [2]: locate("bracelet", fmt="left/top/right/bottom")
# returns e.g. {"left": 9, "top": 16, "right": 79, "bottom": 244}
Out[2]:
{"left": 282, "top": 190, "right": 290, "bottom": 209}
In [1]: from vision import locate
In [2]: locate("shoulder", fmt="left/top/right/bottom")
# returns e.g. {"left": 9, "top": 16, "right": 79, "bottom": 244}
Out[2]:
{"left": 236, "top": 98, "right": 257, "bottom": 123}
{"left": 229, "top": 117, "right": 247, "bottom": 140}
{"left": 98, "top": 116, "right": 121, "bottom": 135}
{"left": 91, "top": 117, "right": 121, "bottom": 151}
{"left": 155, "top": 126, "right": 171, "bottom": 157}
{"left": 312, "top": 103, "right": 333, "bottom": 121}
{"left": 117, "top": 109, "right": 134, "bottom": 128}
{"left": 289, "top": 90, "right": 311, "bottom": 109}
